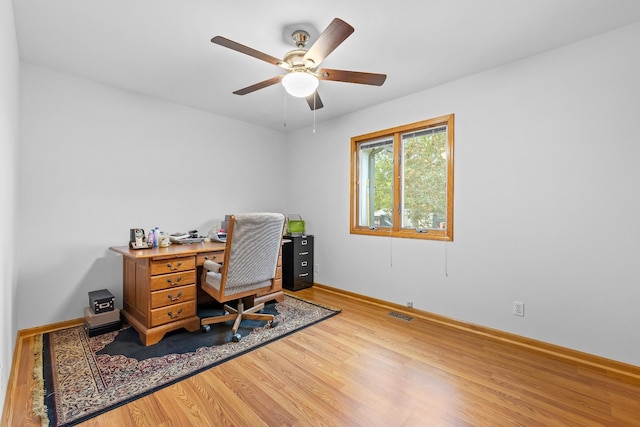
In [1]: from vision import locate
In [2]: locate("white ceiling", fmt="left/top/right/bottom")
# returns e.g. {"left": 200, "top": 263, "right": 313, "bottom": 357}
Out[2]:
{"left": 13, "top": 0, "right": 640, "bottom": 132}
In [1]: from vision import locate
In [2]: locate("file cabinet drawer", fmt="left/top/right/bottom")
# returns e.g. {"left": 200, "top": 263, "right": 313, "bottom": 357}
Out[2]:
{"left": 151, "top": 284, "right": 196, "bottom": 309}
{"left": 297, "top": 259, "right": 311, "bottom": 269}
{"left": 150, "top": 256, "right": 195, "bottom": 275}
{"left": 197, "top": 251, "right": 224, "bottom": 266}
{"left": 150, "top": 301, "right": 196, "bottom": 327}
{"left": 150, "top": 270, "right": 196, "bottom": 291}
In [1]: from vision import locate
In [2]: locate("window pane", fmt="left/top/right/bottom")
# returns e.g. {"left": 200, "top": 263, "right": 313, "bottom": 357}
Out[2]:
{"left": 358, "top": 137, "right": 394, "bottom": 228}
{"left": 401, "top": 125, "right": 448, "bottom": 230}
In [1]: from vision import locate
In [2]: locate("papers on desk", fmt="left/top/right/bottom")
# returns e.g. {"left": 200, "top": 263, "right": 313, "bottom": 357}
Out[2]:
{"left": 169, "top": 230, "right": 225, "bottom": 245}
{"left": 169, "top": 233, "right": 189, "bottom": 240}
{"left": 170, "top": 233, "right": 204, "bottom": 245}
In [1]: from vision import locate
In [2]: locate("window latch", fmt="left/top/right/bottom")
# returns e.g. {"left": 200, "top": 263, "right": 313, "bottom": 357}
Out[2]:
{"left": 416, "top": 228, "right": 428, "bottom": 233}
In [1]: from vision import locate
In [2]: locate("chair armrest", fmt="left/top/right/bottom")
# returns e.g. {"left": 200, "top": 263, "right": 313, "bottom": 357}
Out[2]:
{"left": 203, "top": 259, "right": 222, "bottom": 273}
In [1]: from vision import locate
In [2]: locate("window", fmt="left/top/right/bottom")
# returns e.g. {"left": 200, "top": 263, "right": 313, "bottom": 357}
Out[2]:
{"left": 350, "top": 114, "right": 454, "bottom": 241}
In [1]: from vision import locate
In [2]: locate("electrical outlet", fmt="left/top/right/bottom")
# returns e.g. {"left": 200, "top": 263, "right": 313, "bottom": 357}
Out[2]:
{"left": 407, "top": 301, "right": 413, "bottom": 308}
{"left": 513, "top": 301, "right": 525, "bottom": 317}
{"left": 314, "top": 264, "right": 320, "bottom": 273}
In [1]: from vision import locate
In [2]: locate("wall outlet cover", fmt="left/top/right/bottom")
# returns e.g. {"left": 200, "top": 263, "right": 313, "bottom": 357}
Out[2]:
{"left": 513, "top": 301, "right": 525, "bottom": 317}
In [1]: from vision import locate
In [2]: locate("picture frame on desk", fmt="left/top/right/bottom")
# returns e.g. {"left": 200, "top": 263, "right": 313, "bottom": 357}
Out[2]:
{"left": 130, "top": 228, "right": 153, "bottom": 249}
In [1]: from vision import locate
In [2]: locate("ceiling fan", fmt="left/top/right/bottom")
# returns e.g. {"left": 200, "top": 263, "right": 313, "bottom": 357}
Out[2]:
{"left": 211, "top": 18, "right": 387, "bottom": 110}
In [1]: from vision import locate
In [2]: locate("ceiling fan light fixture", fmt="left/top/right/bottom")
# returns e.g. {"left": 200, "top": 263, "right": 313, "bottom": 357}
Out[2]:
{"left": 282, "top": 71, "right": 319, "bottom": 97}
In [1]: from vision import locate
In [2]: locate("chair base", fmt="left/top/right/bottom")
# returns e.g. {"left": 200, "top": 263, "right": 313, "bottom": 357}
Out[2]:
{"left": 200, "top": 298, "right": 276, "bottom": 340}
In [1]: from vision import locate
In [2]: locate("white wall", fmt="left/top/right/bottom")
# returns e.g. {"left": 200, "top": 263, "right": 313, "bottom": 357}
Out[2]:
{"left": 286, "top": 22, "right": 640, "bottom": 366}
{"left": 17, "top": 64, "right": 289, "bottom": 329}
{"left": 12, "top": 15, "right": 640, "bottom": 371}
{"left": 0, "top": 0, "right": 19, "bottom": 410}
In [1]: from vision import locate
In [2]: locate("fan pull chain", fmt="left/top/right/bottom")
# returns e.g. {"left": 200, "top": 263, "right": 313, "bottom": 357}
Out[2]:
{"left": 445, "top": 241, "right": 448, "bottom": 277}
{"left": 313, "top": 93, "right": 316, "bottom": 133}
{"left": 283, "top": 90, "right": 287, "bottom": 128}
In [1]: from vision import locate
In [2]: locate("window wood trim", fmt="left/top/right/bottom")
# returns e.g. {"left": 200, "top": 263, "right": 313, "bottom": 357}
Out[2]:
{"left": 350, "top": 114, "right": 454, "bottom": 241}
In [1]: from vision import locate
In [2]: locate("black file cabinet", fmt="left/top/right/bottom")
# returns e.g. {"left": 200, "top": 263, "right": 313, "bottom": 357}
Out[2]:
{"left": 283, "top": 235, "right": 314, "bottom": 291}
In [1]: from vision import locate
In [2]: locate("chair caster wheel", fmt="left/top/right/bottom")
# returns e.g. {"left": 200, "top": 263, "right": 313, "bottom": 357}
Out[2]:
{"left": 201, "top": 324, "right": 211, "bottom": 333}
{"left": 269, "top": 319, "right": 279, "bottom": 328}
{"left": 232, "top": 333, "right": 242, "bottom": 342}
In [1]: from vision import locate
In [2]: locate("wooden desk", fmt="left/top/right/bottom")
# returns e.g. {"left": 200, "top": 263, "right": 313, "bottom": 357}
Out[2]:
{"left": 110, "top": 241, "right": 284, "bottom": 345}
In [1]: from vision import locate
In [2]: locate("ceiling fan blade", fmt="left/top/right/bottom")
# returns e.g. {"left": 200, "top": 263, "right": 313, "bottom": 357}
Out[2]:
{"left": 303, "top": 18, "right": 354, "bottom": 66}
{"left": 306, "top": 91, "right": 324, "bottom": 110}
{"left": 211, "top": 36, "right": 289, "bottom": 70}
{"left": 233, "top": 75, "right": 283, "bottom": 95}
{"left": 317, "top": 68, "right": 387, "bottom": 86}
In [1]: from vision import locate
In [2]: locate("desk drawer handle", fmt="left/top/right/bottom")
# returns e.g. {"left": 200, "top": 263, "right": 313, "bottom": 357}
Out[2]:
{"left": 167, "top": 261, "right": 183, "bottom": 271}
{"left": 299, "top": 251, "right": 309, "bottom": 256}
{"left": 167, "top": 291, "right": 183, "bottom": 301}
{"left": 167, "top": 308, "right": 183, "bottom": 319}
{"left": 299, "top": 272, "right": 309, "bottom": 277}
{"left": 166, "top": 276, "right": 182, "bottom": 286}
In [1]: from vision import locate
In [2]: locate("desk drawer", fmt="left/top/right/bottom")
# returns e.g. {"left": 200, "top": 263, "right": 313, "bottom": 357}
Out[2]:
{"left": 150, "top": 300, "right": 196, "bottom": 327}
{"left": 150, "top": 256, "right": 195, "bottom": 275}
{"left": 151, "top": 284, "right": 196, "bottom": 309}
{"left": 150, "top": 270, "right": 196, "bottom": 291}
{"left": 197, "top": 251, "right": 224, "bottom": 266}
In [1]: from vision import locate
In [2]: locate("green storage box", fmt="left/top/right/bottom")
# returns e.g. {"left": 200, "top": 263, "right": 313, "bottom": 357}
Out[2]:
{"left": 287, "top": 214, "right": 305, "bottom": 235}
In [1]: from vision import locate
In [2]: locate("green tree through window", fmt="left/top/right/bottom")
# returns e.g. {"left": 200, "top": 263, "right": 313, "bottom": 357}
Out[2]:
{"left": 373, "top": 147, "right": 393, "bottom": 216}
{"left": 402, "top": 126, "right": 447, "bottom": 229}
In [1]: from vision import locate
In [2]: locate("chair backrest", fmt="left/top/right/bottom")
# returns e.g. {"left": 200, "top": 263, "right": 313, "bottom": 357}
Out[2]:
{"left": 218, "top": 213, "right": 285, "bottom": 298}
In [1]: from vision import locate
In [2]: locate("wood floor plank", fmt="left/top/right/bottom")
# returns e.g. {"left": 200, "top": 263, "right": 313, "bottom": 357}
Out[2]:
{"left": 3, "top": 286, "right": 639, "bottom": 426}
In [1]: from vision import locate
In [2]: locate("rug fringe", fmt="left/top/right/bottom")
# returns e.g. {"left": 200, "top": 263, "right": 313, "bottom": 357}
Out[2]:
{"left": 31, "top": 334, "right": 50, "bottom": 427}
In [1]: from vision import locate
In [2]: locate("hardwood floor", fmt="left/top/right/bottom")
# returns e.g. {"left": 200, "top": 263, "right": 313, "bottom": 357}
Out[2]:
{"left": 3, "top": 285, "right": 640, "bottom": 426}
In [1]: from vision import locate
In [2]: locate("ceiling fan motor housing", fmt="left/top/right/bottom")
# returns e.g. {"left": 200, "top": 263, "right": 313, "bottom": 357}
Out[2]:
{"left": 284, "top": 49, "right": 315, "bottom": 70}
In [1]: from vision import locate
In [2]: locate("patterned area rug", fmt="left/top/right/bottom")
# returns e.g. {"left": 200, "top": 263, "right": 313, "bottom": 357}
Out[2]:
{"left": 32, "top": 295, "right": 340, "bottom": 427}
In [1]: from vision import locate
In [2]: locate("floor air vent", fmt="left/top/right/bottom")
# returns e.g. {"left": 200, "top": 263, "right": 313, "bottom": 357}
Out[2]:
{"left": 388, "top": 311, "right": 413, "bottom": 321}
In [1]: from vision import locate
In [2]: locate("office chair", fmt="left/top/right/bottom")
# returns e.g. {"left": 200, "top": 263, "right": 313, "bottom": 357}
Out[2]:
{"left": 200, "top": 213, "right": 285, "bottom": 342}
